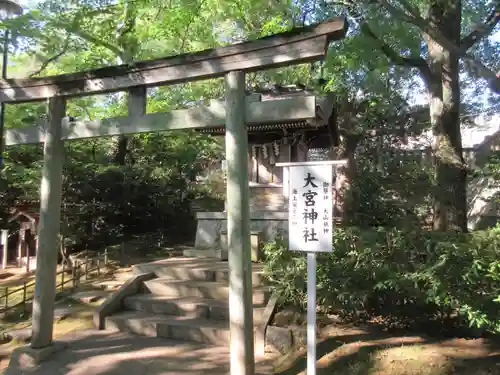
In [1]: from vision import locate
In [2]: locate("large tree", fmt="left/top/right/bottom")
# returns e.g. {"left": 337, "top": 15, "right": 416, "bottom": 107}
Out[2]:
{"left": 5, "top": 0, "right": 499, "bottom": 233}
{"left": 308, "top": 0, "right": 500, "bottom": 231}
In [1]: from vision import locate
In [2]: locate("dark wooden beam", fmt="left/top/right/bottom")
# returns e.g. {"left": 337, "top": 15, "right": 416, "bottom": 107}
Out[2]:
{"left": 0, "top": 17, "right": 347, "bottom": 103}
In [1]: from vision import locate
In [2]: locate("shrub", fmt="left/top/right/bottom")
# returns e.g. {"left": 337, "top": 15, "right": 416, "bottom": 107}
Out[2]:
{"left": 262, "top": 226, "right": 500, "bottom": 333}
{"left": 343, "top": 154, "right": 433, "bottom": 228}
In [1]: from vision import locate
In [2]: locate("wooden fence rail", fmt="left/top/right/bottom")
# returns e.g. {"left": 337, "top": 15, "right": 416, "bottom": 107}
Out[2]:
{"left": 0, "top": 249, "right": 117, "bottom": 314}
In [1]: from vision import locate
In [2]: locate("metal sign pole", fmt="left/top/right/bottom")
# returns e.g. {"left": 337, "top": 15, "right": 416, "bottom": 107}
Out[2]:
{"left": 277, "top": 159, "right": 348, "bottom": 375}
{"left": 307, "top": 251, "right": 317, "bottom": 375}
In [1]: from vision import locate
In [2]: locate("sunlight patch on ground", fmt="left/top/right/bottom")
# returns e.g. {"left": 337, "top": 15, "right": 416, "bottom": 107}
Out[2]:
{"left": 272, "top": 328, "right": 500, "bottom": 375}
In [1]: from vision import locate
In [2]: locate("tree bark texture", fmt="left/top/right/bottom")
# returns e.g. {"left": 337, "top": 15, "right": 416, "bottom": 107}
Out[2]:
{"left": 329, "top": 94, "right": 363, "bottom": 221}
{"left": 426, "top": 0, "right": 467, "bottom": 232}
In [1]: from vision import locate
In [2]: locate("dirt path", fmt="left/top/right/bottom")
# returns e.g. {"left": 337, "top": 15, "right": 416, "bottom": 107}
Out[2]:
{"left": 3, "top": 324, "right": 499, "bottom": 375}
{"left": 274, "top": 325, "right": 500, "bottom": 375}
{"left": 3, "top": 329, "right": 277, "bottom": 375}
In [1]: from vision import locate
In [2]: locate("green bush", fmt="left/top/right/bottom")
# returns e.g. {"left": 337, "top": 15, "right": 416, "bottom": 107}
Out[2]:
{"left": 343, "top": 158, "right": 433, "bottom": 228}
{"left": 262, "top": 226, "right": 500, "bottom": 333}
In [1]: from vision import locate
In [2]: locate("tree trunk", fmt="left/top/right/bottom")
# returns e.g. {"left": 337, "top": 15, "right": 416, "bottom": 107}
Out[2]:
{"left": 329, "top": 93, "right": 364, "bottom": 222}
{"left": 426, "top": 0, "right": 467, "bottom": 232}
{"left": 113, "top": 135, "right": 128, "bottom": 165}
{"left": 330, "top": 133, "right": 361, "bottom": 221}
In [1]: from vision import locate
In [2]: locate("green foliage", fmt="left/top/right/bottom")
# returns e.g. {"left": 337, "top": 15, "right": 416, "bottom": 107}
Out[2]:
{"left": 263, "top": 226, "right": 500, "bottom": 333}
{"left": 1, "top": 126, "right": 224, "bottom": 252}
{"left": 344, "top": 158, "right": 433, "bottom": 227}
{"left": 471, "top": 151, "right": 500, "bottom": 181}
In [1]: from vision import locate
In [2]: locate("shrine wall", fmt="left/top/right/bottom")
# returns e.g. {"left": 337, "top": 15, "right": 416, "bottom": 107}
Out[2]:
{"left": 248, "top": 143, "right": 291, "bottom": 184}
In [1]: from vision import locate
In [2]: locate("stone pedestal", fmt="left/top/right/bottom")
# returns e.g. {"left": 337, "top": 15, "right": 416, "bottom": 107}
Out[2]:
{"left": 220, "top": 230, "right": 262, "bottom": 262}
{"left": 9, "top": 341, "right": 68, "bottom": 369}
{"left": 194, "top": 211, "right": 288, "bottom": 253}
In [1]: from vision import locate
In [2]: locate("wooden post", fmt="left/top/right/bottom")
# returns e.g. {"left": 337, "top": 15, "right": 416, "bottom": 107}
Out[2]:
{"left": 225, "top": 71, "right": 255, "bottom": 375}
{"left": 25, "top": 235, "right": 30, "bottom": 273}
{"left": 1, "top": 229, "right": 8, "bottom": 269}
{"left": 76, "top": 261, "right": 80, "bottom": 287}
{"left": 104, "top": 249, "right": 108, "bottom": 265}
{"left": 22, "top": 283, "right": 27, "bottom": 311}
{"left": 120, "top": 242, "right": 125, "bottom": 267}
{"left": 17, "top": 229, "right": 24, "bottom": 268}
{"left": 31, "top": 97, "right": 66, "bottom": 350}
{"left": 72, "top": 261, "right": 78, "bottom": 289}
{"left": 61, "top": 268, "right": 65, "bottom": 291}
{"left": 128, "top": 86, "right": 147, "bottom": 122}
{"left": 84, "top": 257, "right": 88, "bottom": 281}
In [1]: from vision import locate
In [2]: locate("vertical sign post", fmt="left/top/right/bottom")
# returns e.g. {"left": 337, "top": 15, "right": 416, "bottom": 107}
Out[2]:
{"left": 277, "top": 160, "right": 347, "bottom": 375}
{"left": 1, "top": 229, "right": 7, "bottom": 269}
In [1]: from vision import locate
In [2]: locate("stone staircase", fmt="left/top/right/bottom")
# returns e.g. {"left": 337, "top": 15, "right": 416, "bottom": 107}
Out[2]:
{"left": 102, "top": 257, "right": 271, "bottom": 346}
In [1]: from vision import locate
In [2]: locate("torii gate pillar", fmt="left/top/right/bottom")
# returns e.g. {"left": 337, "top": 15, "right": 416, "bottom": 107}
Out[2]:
{"left": 31, "top": 97, "right": 66, "bottom": 349}
{"left": 225, "top": 71, "right": 255, "bottom": 375}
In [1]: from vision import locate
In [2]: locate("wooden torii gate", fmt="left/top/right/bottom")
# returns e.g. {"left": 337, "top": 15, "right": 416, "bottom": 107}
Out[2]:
{"left": 1, "top": 18, "right": 347, "bottom": 374}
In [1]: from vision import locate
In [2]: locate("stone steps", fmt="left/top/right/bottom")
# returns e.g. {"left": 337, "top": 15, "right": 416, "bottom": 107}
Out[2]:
{"left": 153, "top": 266, "right": 264, "bottom": 285}
{"left": 105, "top": 311, "right": 231, "bottom": 345}
{"left": 182, "top": 248, "right": 227, "bottom": 260}
{"left": 91, "top": 280, "right": 125, "bottom": 290}
{"left": 124, "top": 294, "right": 267, "bottom": 323}
{"left": 134, "top": 259, "right": 264, "bottom": 284}
{"left": 142, "top": 279, "right": 270, "bottom": 304}
{"left": 104, "top": 257, "right": 271, "bottom": 347}
{"left": 113, "top": 271, "right": 134, "bottom": 282}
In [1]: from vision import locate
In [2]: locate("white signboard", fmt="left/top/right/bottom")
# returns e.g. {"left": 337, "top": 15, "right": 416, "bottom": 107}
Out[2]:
{"left": 288, "top": 164, "right": 333, "bottom": 252}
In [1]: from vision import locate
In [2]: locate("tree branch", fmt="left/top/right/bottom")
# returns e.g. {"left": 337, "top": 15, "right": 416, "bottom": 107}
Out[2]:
{"left": 50, "top": 19, "right": 124, "bottom": 57}
{"left": 116, "top": 0, "right": 138, "bottom": 62}
{"left": 29, "top": 34, "right": 71, "bottom": 77}
{"left": 376, "top": 0, "right": 500, "bottom": 93}
{"left": 378, "top": 0, "right": 422, "bottom": 26}
{"left": 360, "top": 22, "right": 433, "bottom": 84}
{"left": 460, "top": 2, "right": 500, "bottom": 51}
{"left": 28, "top": 11, "right": 82, "bottom": 77}
{"left": 179, "top": 0, "right": 206, "bottom": 52}
{"left": 342, "top": 0, "right": 425, "bottom": 68}
{"left": 390, "top": 0, "right": 421, "bottom": 21}
{"left": 463, "top": 55, "right": 500, "bottom": 93}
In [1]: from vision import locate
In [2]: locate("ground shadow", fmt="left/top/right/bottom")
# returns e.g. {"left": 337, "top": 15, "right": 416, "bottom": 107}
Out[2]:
{"left": 3, "top": 329, "right": 261, "bottom": 375}
{"left": 274, "top": 329, "right": 500, "bottom": 375}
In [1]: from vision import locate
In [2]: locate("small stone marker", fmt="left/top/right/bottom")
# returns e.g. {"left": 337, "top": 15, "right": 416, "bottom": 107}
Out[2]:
{"left": 265, "top": 326, "right": 293, "bottom": 354}
{"left": 71, "top": 290, "right": 108, "bottom": 304}
{"left": 4, "top": 327, "right": 32, "bottom": 343}
{"left": 53, "top": 306, "right": 73, "bottom": 320}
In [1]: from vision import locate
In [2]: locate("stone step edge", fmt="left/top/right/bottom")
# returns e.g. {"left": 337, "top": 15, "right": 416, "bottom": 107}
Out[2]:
{"left": 123, "top": 294, "right": 267, "bottom": 323}
{"left": 141, "top": 278, "right": 271, "bottom": 292}
{"left": 141, "top": 279, "right": 271, "bottom": 303}
{"left": 151, "top": 268, "right": 266, "bottom": 285}
{"left": 105, "top": 311, "right": 268, "bottom": 346}
{"left": 182, "top": 248, "right": 227, "bottom": 260}
{"left": 105, "top": 312, "right": 230, "bottom": 345}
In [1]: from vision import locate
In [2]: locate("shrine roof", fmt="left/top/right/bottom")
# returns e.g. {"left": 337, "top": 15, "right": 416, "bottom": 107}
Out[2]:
{"left": 8, "top": 204, "right": 40, "bottom": 223}
{"left": 196, "top": 86, "right": 334, "bottom": 135}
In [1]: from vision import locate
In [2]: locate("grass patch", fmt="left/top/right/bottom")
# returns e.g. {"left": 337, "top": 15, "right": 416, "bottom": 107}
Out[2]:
{"left": 0, "top": 298, "right": 97, "bottom": 372}
{"left": 0, "top": 263, "right": 121, "bottom": 316}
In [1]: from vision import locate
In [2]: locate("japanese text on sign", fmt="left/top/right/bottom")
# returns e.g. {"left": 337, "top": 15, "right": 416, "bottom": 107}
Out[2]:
{"left": 288, "top": 165, "right": 333, "bottom": 252}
